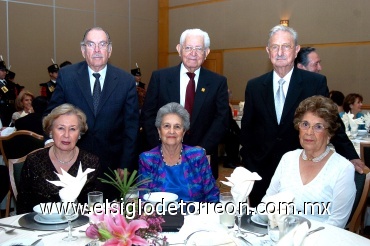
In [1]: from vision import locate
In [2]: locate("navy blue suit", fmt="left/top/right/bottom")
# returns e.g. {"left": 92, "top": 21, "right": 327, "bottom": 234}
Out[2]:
{"left": 141, "top": 64, "right": 229, "bottom": 179}
{"left": 46, "top": 61, "right": 139, "bottom": 173}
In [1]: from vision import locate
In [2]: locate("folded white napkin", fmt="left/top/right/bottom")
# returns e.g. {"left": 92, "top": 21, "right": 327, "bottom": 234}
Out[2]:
{"left": 19, "top": 111, "right": 28, "bottom": 118}
{"left": 277, "top": 221, "right": 309, "bottom": 246}
{"left": 264, "top": 191, "right": 295, "bottom": 229}
{"left": 220, "top": 167, "right": 261, "bottom": 204}
{"left": 47, "top": 162, "right": 95, "bottom": 202}
{"left": 363, "top": 112, "right": 370, "bottom": 128}
{"left": 342, "top": 112, "right": 363, "bottom": 131}
{"left": 239, "top": 101, "right": 245, "bottom": 113}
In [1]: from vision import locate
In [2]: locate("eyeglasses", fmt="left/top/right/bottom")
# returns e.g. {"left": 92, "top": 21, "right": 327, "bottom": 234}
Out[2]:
{"left": 82, "top": 41, "right": 111, "bottom": 50}
{"left": 269, "top": 44, "right": 293, "bottom": 52}
{"left": 182, "top": 46, "right": 206, "bottom": 54}
{"left": 298, "top": 121, "right": 327, "bottom": 133}
{"left": 161, "top": 123, "right": 183, "bottom": 131}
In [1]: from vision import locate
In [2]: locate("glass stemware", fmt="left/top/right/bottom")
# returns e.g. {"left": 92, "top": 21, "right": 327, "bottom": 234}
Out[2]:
{"left": 62, "top": 199, "right": 78, "bottom": 241}
{"left": 234, "top": 199, "right": 247, "bottom": 238}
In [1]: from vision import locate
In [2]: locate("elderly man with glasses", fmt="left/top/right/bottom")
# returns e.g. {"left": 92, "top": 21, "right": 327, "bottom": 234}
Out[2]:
{"left": 45, "top": 27, "right": 139, "bottom": 200}
{"left": 240, "top": 25, "right": 365, "bottom": 207}
{"left": 141, "top": 28, "right": 229, "bottom": 179}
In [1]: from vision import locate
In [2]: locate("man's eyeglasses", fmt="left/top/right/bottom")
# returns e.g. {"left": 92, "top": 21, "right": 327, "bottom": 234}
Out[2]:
{"left": 161, "top": 123, "right": 183, "bottom": 131}
{"left": 298, "top": 121, "right": 327, "bottom": 133}
{"left": 269, "top": 44, "right": 293, "bottom": 52}
{"left": 82, "top": 41, "right": 111, "bottom": 50}
{"left": 182, "top": 46, "right": 206, "bottom": 54}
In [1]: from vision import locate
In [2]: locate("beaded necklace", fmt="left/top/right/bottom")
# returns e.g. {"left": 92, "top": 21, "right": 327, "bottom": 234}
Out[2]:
{"left": 160, "top": 146, "right": 183, "bottom": 166}
{"left": 53, "top": 146, "right": 76, "bottom": 164}
{"left": 302, "top": 146, "right": 330, "bottom": 162}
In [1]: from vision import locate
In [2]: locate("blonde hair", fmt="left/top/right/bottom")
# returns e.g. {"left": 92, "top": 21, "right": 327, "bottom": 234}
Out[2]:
{"left": 15, "top": 90, "right": 34, "bottom": 111}
{"left": 43, "top": 103, "right": 88, "bottom": 135}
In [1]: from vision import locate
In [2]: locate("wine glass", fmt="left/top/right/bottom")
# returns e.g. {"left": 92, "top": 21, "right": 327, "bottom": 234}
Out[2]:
{"left": 234, "top": 198, "right": 247, "bottom": 238}
{"left": 62, "top": 199, "right": 78, "bottom": 241}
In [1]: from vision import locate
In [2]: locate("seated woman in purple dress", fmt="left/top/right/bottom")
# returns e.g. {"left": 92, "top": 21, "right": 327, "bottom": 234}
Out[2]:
{"left": 138, "top": 102, "right": 219, "bottom": 202}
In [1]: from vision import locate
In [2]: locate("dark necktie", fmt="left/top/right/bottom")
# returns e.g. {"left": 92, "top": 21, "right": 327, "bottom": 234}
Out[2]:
{"left": 185, "top": 72, "right": 196, "bottom": 117}
{"left": 92, "top": 73, "right": 101, "bottom": 115}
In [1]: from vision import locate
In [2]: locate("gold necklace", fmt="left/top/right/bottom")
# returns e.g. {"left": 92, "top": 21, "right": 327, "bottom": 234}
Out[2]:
{"left": 53, "top": 147, "right": 76, "bottom": 164}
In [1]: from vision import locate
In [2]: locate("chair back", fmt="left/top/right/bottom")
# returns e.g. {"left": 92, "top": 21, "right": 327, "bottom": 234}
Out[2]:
{"left": 347, "top": 171, "right": 370, "bottom": 234}
{"left": 348, "top": 172, "right": 366, "bottom": 222}
{"left": 360, "top": 142, "right": 370, "bottom": 167}
{"left": 8, "top": 156, "right": 27, "bottom": 200}
{"left": 0, "top": 130, "right": 44, "bottom": 167}
{"left": 0, "top": 130, "right": 44, "bottom": 217}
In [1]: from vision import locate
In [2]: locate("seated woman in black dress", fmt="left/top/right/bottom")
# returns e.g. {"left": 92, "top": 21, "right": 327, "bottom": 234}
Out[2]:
{"left": 17, "top": 103, "right": 101, "bottom": 214}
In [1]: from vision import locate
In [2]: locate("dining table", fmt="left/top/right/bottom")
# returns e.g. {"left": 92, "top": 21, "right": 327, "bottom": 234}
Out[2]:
{"left": 1, "top": 203, "right": 370, "bottom": 246}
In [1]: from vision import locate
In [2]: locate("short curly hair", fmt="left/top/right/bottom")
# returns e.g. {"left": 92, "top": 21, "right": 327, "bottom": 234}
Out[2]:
{"left": 293, "top": 96, "right": 340, "bottom": 137}
{"left": 15, "top": 90, "right": 34, "bottom": 111}
{"left": 43, "top": 103, "right": 88, "bottom": 135}
{"left": 343, "top": 93, "right": 363, "bottom": 113}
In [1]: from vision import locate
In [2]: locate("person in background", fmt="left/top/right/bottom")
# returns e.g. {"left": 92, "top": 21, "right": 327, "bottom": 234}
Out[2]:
{"left": 40, "top": 63, "right": 59, "bottom": 101}
{"left": 60, "top": 61, "right": 72, "bottom": 68}
{"left": 15, "top": 96, "right": 48, "bottom": 135}
{"left": 0, "top": 60, "right": 18, "bottom": 126}
{"left": 329, "top": 90, "right": 345, "bottom": 114}
{"left": 45, "top": 27, "right": 139, "bottom": 200}
{"left": 131, "top": 67, "right": 146, "bottom": 89}
{"left": 341, "top": 93, "right": 364, "bottom": 119}
{"left": 141, "top": 28, "right": 229, "bottom": 180}
{"left": 11, "top": 90, "right": 34, "bottom": 124}
{"left": 263, "top": 96, "right": 355, "bottom": 228}
{"left": 240, "top": 25, "right": 365, "bottom": 207}
{"left": 5, "top": 70, "right": 24, "bottom": 93}
{"left": 138, "top": 102, "right": 219, "bottom": 202}
{"left": 17, "top": 103, "right": 101, "bottom": 214}
{"left": 294, "top": 47, "right": 322, "bottom": 73}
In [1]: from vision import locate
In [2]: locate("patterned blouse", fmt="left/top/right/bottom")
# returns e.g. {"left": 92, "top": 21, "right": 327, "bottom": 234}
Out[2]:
{"left": 138, "top": 145, "right": 219, "bottom": 202}
{"left": 17, "top": 147, "right": 101, "bottom": 214}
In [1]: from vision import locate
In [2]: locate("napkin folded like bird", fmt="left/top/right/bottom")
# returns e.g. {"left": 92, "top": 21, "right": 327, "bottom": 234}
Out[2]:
{"left": 363, "top": 112, "right": 370, "bottom": 128}
{"left": 277, "top": 221, "right": 309, "bottom": 246}
{"left": 264, "top": 191, "right": 295, "bottom": 229}
{"left": 238, "top": 101, "right": 245, "bottom": 113}
{"left": 220, "top": 167, "right": 261, "bottom": 204}
{"left": 47, "top": 162, "right": 95, "bottom": 202}
{"left": 341, "top": 112, "right": 363, "bottom": 132}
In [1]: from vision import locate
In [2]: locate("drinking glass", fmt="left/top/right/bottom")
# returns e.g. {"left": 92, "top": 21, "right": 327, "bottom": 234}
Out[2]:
{"left": 350, "top": 129, "right": 358, "bottom": 139}
{"left": 62, "top": 199, "right": 78, "bottom": 241}
{"left": 219, "top": 192, "right": 235, "bottom": 229}
{"left": 267, "top": 219, "right": 280, "bottom": 244}
{"left": 234, "top": 198, "right": 247, "bottom": 238}
{"left": 88, "top": 191, "right": 103, "bottom": 214}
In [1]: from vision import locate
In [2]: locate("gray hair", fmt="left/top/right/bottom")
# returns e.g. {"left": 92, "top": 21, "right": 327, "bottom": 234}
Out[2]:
{"left": 155, "top": 102, "right": 190, "bottom": 131}
{"left": 80, "top": 27, "right": 112, "bottom": 46}
{"left": 179, "top": 28, "right": 210, "bottom": 49}
{"left": 267, "top": 25, "right": 298, "bottom": 47}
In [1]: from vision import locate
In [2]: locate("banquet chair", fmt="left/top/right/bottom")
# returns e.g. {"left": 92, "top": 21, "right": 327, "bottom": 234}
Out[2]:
{"left": 0, "top": 130, "right": 44, "bottom": 217}
{"left": 347, "top": 170, "right": 370, "bottom": 234}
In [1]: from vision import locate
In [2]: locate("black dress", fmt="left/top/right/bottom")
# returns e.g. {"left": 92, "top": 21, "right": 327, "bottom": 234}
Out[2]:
{"left": 17, "top": 147, "right": 101, "bottom": 214}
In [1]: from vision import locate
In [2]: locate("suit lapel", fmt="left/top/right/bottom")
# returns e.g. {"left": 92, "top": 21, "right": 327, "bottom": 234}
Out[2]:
{"left": 76, "top": 62, "right": 95, "bottom": 114}
{"left": 98, "top": 65, "right": 119, "bottom": 114}
{"left": 191, "top": 67, "right": 209, "bottom": 124}
{"left": 166, "top": 65, "right": 181, "bottom": 103}
{"left": 281, "top": 68, "right": 303, "bottom": 120}
{"left": 262, "top": 71, "right": 278, "bottom": 123}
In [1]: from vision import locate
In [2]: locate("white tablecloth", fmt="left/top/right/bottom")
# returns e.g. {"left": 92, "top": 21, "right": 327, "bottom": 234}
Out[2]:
{"left": 1, "top": 208, "right": 370, "bottom": 246}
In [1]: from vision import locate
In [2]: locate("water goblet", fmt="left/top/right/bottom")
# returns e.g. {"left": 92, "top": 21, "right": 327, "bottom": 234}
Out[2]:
{"left": 350, "top": 129, "right": 358, "bottom": 140}
{"left": 234, "top": 198, "right": 248, "bottom": 238}
{"left": 219, "top": 192, "right": 235, "bottom": 229}
{"left": 62, "top": 199, "right": 78, "bottom": 241}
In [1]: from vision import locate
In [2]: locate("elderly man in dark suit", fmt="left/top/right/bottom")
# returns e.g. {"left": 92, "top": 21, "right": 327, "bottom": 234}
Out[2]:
{"left": 240, "top": 25, "right": 366, "bottom": 207}
{"left": 141, "top": 28, "right": 229, "bottom": 179}
{"left": 46, "top": 27, "right": 139, "bottom": 198}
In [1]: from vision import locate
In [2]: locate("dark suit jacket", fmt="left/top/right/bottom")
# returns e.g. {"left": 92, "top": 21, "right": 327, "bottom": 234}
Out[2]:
{"left": 14, "top": 112, "right": 44, "bottom": 135}
{"left": 45, "top": 61, "right": 139, "bottom": 171}
{"left": 141, "top": 64, "right": 229, "bottom": 156}
{"left": 240, "top": 68, "right": 358, "bottom": 205}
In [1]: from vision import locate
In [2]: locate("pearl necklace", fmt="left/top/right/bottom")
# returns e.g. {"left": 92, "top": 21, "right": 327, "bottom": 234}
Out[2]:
{"left": 53, "top": 147, "right": 76, "bottom": 164}
{"left": 302, "top": 146, "right": 330, "bottom": 162}
{"left": 160, "top": 146, "right": 183, "bottom": 166}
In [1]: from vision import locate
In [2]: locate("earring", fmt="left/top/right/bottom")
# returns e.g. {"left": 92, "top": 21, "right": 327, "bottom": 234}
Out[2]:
{"left": 78, "top": 135, "right": 81, "bottom": 139}
{"left": 49, "top": 133, "right": 52, "bottom": 139}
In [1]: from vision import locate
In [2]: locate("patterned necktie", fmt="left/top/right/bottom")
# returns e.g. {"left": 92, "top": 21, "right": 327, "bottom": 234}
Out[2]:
{"left": 275, "top": 78, "right": 286, "bottom": 124}
{"left": 185, "top": 72, "right": 196, "bottom": 117}
{"left": 92, "top": 73, "right": 101, "bottom": 115}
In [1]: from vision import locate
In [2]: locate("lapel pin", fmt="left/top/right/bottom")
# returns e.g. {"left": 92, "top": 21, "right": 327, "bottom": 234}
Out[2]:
{"left": 201, "top": 88, "right": 205, "bottom": 92}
